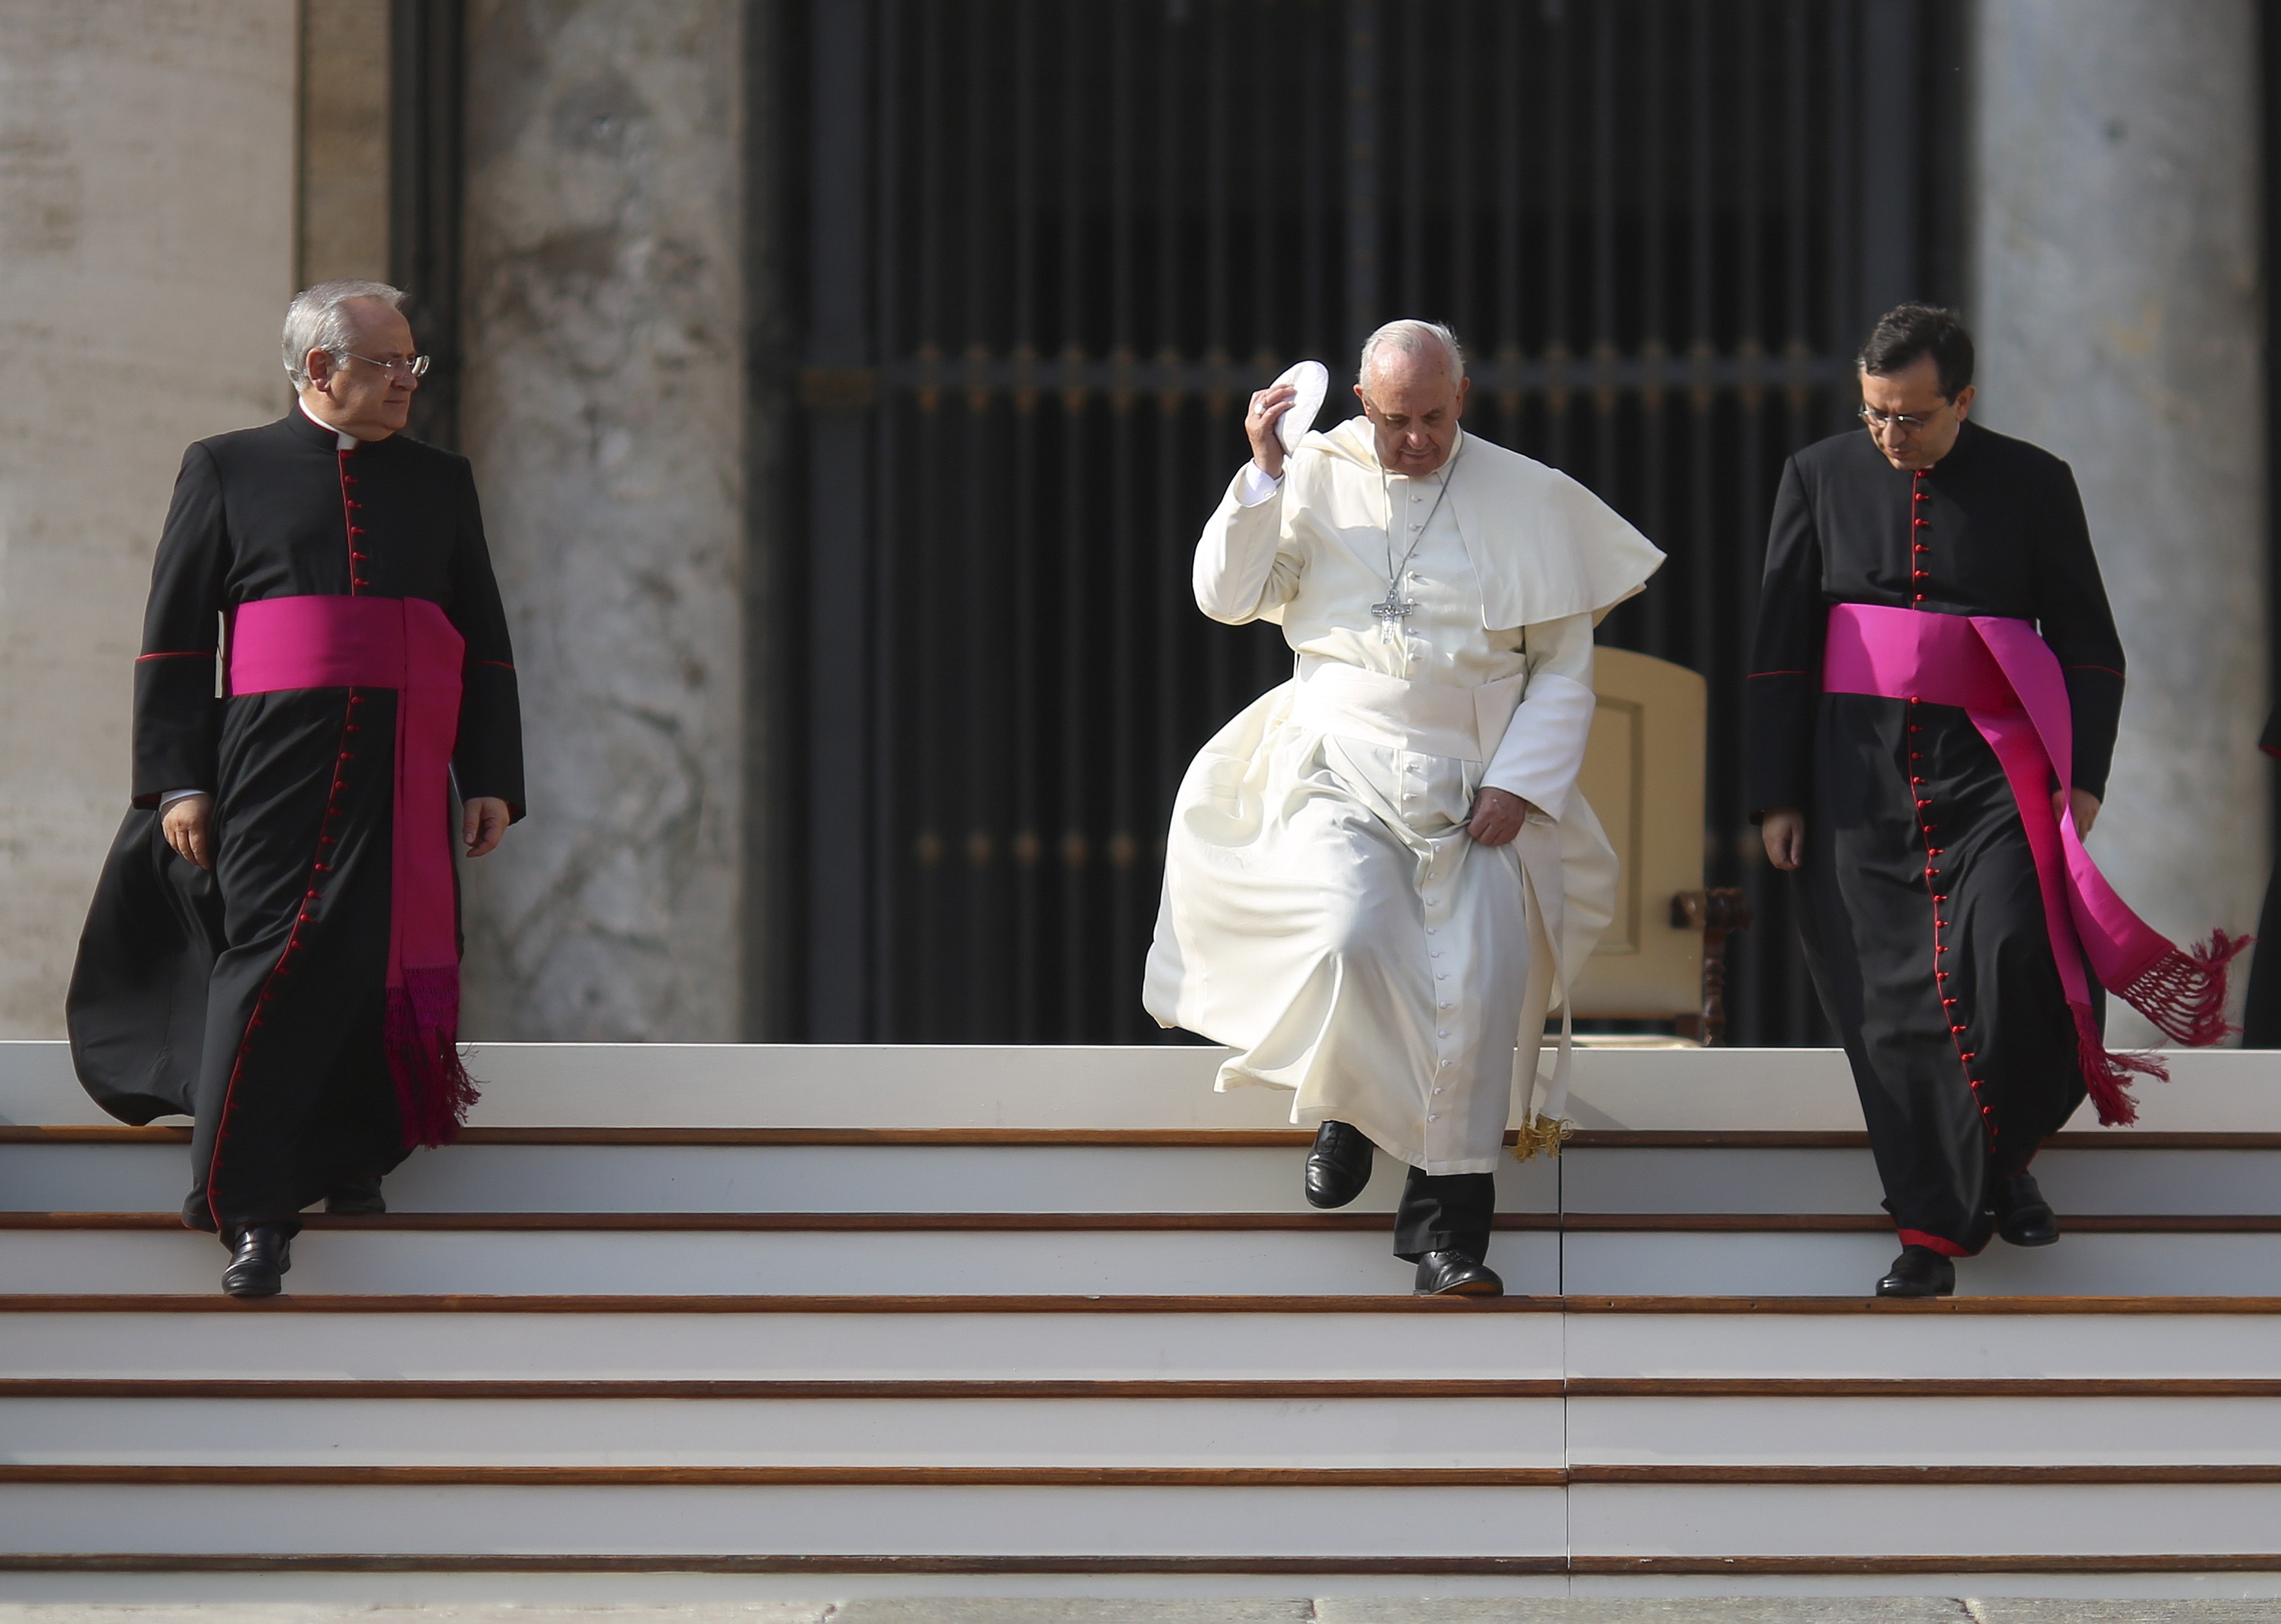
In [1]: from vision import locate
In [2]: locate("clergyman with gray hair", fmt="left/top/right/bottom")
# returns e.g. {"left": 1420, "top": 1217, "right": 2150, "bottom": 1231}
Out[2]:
{"left": 1144, "top": 320, "right": 1663, "bottom": 1294}
{"left": 66, "top": 281, "right": 525, "bottom": 1297}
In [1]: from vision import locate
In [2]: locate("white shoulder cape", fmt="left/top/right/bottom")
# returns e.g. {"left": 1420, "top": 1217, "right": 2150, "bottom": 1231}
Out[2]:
{"left": 1275, "top": 417, "right": 1665, "bottom": 631}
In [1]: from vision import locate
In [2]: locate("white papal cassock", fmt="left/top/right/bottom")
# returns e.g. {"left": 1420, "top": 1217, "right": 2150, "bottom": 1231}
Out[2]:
{"left": 1143, "top": 418, "right": 1664, "bottom": 1175}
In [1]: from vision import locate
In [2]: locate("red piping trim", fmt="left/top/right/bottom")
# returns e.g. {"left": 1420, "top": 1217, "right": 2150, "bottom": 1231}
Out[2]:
{"left": 2063, "top": 664, "right": 2125, "bottom": 678}
{"left": 136, "top": 651, "right": 212, "bottom": 661}
{"left": 1749, "top": 670, "right": 1808, "bottom": 679}
{"left": 1897, "top": 1227, "right": 1970, "bottom": 1258}
{"left": 207, "top": 689, "right": 363, "bottom": 1229}
{"left": 471, "top": 660, "right": 516, "bottom": 671}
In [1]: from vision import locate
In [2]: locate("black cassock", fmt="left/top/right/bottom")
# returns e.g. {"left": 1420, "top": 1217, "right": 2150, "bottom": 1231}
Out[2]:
{"left": 1747, "top": 419, "right": 2125, "bottom": 1257}
{"left": 67, "top": 409, "right": 524, "bottom": 1234}
{"left": 2245, "top": 710, "right": 2281, "bottom": 1046}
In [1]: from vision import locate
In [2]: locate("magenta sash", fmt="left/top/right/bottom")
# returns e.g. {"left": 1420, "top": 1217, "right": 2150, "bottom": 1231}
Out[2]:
{"left": 1822, "top": 602, "right": 2242, "bottom": 1125}
{"left": 230, "top": 595, "right": 476, "bottom": 1147}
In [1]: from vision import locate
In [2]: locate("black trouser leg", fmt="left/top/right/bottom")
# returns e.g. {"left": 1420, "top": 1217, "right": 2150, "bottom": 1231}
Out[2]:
{"left": 1393, "top": 1167, "right": 1495, "bottom": 1262}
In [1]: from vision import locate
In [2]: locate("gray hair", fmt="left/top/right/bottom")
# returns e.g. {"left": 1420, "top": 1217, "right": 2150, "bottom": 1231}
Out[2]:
{"left": 1359, "top": 319, "right": 1467, "bottom": 389}
{"left": 282, "top": 280, "right": 406, "bottom": 388}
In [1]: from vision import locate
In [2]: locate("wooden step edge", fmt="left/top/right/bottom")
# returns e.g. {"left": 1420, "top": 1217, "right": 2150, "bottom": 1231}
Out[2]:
{"left": 10, "top": 1210, "right": 2281, "bottom": 1234}
{"left": 12, "top": 1124, "right": 2281, "bottom": 1150}
{"left": 0, "top": 1292, "right": 1568, "bottom": 1314}
{"left": 0, "top": 1552, "right": 2271, "bottom": 1577}
{"left": 8, "top": 1292, "right": 2281, "bottom": 1316}
{"left": 1569, "top": 1554, "right": 2281, "bottom": 1576}
{"left": 7, "top": 1376, "right": 2280, "bottom": 1400}
{"left": 0, "top": 1377, "right": 1564, "bottom": 1400}
{"left": 0, "top": 1554, "right": 1567, "bottom": 1575}
{"left": 0, "top": 1464, "right": 1562, "bottom": 1488}
{"left": 0, "top": 1210, "right": 1559, "bottom": 1234}
{"left": 8, "top": 1463, "right": 2281, "bottom": 1488}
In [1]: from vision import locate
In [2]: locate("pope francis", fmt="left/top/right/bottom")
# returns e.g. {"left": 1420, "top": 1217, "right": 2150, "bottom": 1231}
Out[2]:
{"left": 1143, "top": 320, "right": 1663, "bottom": 1295}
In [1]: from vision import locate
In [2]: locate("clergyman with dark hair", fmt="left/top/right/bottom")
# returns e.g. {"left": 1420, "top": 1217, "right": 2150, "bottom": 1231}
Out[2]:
{"left": 65, "top": 282, "right": 526, "bottom": 1298}
{"left": 1746, "top": 302, "right": 2241, "bottom": 1298}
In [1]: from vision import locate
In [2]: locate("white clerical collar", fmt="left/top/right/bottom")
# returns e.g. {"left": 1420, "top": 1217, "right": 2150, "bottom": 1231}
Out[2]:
{"left": 298, "top": 398, "right": 362, "bottom": 451}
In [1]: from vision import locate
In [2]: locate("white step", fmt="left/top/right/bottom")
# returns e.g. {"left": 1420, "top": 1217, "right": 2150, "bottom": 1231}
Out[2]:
{"left": 6, "top": 1042, "right": 2281, "bottom": 1599}
{"left": 0, "top": 1223, "right": 1566, "bottom": 1297}
{"left": 0, "top": 1481, "right": 1565, "bottom": 1560}
{"left": 0, "top": 1390, "right": 1563, "bottom": 1469}
{"left": 0, "top": 1302, "right": 1567, "bottom": 1381}
{"left": 0, "top": 1140, "right": 1559, "bottom": 1216}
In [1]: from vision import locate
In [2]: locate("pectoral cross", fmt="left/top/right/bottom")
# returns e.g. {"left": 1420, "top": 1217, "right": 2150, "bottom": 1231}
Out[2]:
{"left": 1371, "top": 592, "right": 1417, "bottom": 645}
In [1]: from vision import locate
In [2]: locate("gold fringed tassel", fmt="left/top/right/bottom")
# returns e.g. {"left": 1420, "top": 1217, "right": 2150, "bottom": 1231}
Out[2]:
{"left": 1510, "top": 1114, "right": 1574, "bottom": 1163}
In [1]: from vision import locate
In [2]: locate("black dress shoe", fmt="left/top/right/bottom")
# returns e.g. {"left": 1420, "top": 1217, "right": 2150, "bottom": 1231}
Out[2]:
{"left": 1304, "top": 1120, "right": 1375, "bottom": 1209}
{"left": 222, "top": 1223, "right": 293, "bottom": 1298}
{"left": 1413, "top": 1250, "right": 1504, "bottom": 1296}
{"left": 325, "top": 1176, "right": 387, "bottom": 1216}
{"left": 1994, "top": 1171, "right": 2059, "bottom": 1247}
{"left": 1876, "top": 1245, "right": 1955, "bottom": 1298}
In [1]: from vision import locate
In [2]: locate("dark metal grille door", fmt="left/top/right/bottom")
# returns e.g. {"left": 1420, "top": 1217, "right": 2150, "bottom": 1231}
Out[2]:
{"left": 783, "top": 0, "right": 1962, "bottom": 1044}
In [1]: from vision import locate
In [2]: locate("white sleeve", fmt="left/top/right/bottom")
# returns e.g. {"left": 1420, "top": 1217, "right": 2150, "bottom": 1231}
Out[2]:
{"left": 158, "top": 789, "right": 207, "bottom": 807}
{"left": 1483, "top": 613, "right": 1596, "bottom": 819}
{"left": 1193, "top": 463, "right": 1300, "bottom": 625}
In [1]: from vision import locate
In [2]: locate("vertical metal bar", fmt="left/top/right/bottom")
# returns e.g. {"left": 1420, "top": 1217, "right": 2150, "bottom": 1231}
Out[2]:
{"left": 1588, "top": 0, "right": 1618, "bottom": 512}
{"left": 1824, "top": 0, "right": 1858, "bottom": 433}
{"left": 1685, "top": 0, "right": 1716, "bottom": 702}
{"left": 804, "top": 0, "right": 873, "bottom": 1040}
{"left": 910, "top": 0, "right": 948, "bottom": 1038}
{"left": 1638, "top": 0, "right": 1670, "bottom": 660}
{"left": 388, "top": 0, "right": 464, "bottom": 450}
{"left": 1733, "top": 0, "right": 1773, "bottom": 1042}
{"left": 960, "top": 0, "right": 998, "bottom": 1038}
{"left": 866, "top": 0, "right": 905, "bottom": 1039}
{"left": 1542, "top": 1, "right": 1571, "bottom": 467}
{"left": 1010, "top": 0, "right": 1041, "bottom": 1043}
{"left": 1496, "top": 0, "right": 1522, "bottom": 446}
{"left": 1156, "top": 1, "right": 1193, "bottom": 991}
{"left": 1855, "top": 0, "right": 1920, "bottom": 338}
{"left": 1344, "top": 0, "right": 1380, "bottom": 361}
{"left": 1448, "top": 0, "right": 1475, "bottom": 340}
{"left": 1056, "top": 1, "right": 1089, "bottom": 1040}
{"left": 1107, "top": 0, "right": 1139, "bottom": 1040}
{"left": 1400, "top": 0, "right": 1425, "bottom": 310}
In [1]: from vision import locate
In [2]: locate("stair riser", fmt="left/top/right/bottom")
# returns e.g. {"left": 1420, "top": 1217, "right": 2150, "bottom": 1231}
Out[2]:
{"left": 13, "top": 1227, "right": 2281, "bottom": 1298}
{"left": 0, "top": 1144, "right": 1558, "bottom": 1217}
{"left": 1565, "top": 1395, "right": 2281, "bottom": 1465}
{"left": 1566, "top": 1146, "right": 2281, "bottom": 1215}
{"left": 12, "top": 1393, "right": 2281, "bottom": 1470}
{"left": 0, "top": 1312, "right": 1567, "bottom": 1382}
{"left": 1564, "top": 1313, "right": 2281, "bottom": 1379}
{"left": 15, "top": 1142, "right": 2273, "bottom": 1219}
{"left": 0, "top": 1230, "right": 1565, "bottom": 1298}
{"left": 1568, "top": 1481, "right": 2281, "bottom": 1558}
{"left": 0, "top": 1483, "right": 1562, "bottom": 1559}
{"left": 1562, "top": 1231, "right": 2281, "bottom": 1297}
{"left": 0, "top": 1395, "right": 1565, "bottom": 1469}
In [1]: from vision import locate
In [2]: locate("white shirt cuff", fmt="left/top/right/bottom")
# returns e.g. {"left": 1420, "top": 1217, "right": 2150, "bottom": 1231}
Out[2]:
{"left": 158, "top": 789, "right": 207, "bottom": 808}
{"left": 1235, "top": 463, "right": 1283, "bottom": 507}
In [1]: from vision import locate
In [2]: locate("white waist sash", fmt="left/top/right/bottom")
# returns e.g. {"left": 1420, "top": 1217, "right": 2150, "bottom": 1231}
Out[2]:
{"left": 1290, "top": 658, "right": 1525, "bottom": 764}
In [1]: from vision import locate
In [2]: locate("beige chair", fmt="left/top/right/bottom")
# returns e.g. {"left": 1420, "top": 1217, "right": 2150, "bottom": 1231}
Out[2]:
{"left": 1566, "top": 647, "right": 1752, "bottom": 1043}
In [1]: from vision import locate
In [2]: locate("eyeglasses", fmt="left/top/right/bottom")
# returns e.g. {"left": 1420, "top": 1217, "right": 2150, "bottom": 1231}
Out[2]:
{"left": 340, "top": 351, "right": 431, "bottom": 379}
{"left": 1857, "top": 403, "right": 1943, "bottom": 435}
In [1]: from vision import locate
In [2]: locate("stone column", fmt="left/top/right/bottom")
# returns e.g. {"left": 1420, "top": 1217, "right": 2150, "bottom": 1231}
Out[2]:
{"left": 0, "top": 3, "right": 296, "bottom": 1036}
{"left": 1971, "top": 0, "right": 2266, "bottom": 1038}
{"left": 457, "top": 1, "right": 747, "bottom": 1039}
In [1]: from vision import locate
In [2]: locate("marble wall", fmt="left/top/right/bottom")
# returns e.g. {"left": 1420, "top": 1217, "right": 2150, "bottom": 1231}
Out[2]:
{"left": 1971, "top": 0, "right": 2267, "bottom": 1036}
{"left": 0, "top": 1, "right": 297, "bottom": 1036}
{"left": 455, "top": 0, "right": 748, "bottom": 1039}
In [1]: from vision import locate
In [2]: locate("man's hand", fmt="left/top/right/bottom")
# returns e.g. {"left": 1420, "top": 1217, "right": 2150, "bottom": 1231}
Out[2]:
{"left": 162, "top": 794, "right": 214, "bottom": 870}
{"left": 1244, "top": 382, "right": 1298, "bottom": 481}
{"left": 1761, "top": 807, "right": 1805, "bottom": 871}
{"left": 1467, "top": 787, "right": 1533, "bottom": 847}
{"left": 2056, "top": 787, "right": 2100, "bottom": 837}
{"left": 463, "top": 796, "right": 511, "bottom": 858}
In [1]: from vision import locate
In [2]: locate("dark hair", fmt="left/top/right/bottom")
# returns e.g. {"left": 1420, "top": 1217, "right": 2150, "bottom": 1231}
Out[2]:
{"left": 1857, "top": 304, "right": 1975, "bottom": 399}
